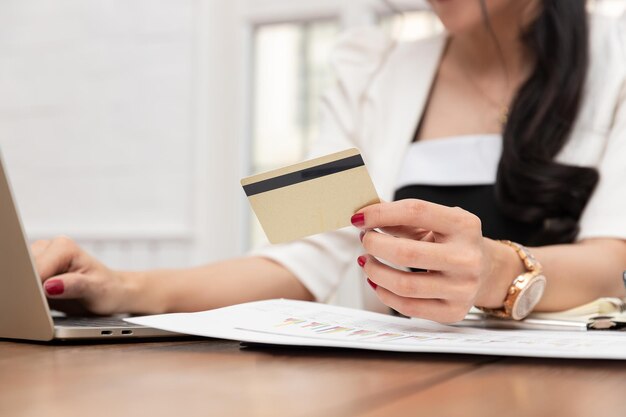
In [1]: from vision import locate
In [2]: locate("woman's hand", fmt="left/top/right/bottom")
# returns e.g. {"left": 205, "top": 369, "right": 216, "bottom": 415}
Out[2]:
{"left": 352, "top": 199, "right": 519, "bottom": 323}
{"left": 32, "top": 236, "right": 133, "bottom": 315}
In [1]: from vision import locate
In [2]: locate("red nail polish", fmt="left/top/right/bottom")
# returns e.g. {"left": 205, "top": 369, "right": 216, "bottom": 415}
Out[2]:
{"left": 367, "top": 278, "right": 377, "bottom": 290}
{"left": 359, "top": 231, "right": 365, "bottom": 242}
{"left": 357, "top": 255, "right": 367, "bottom": 267}
{"left": 351, "top": 213, "right": 365, "bottom": 227}
{"left": 44, "top": 280, "right": 64, "bottom": 295}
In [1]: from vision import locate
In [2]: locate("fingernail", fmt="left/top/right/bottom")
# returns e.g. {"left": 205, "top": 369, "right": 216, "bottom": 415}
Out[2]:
{"left": 367, "top": 278, "right": 377, "bottom": 290}
{"left": 359, "top": 231, "right": 365, "bottom": 242}
{"left": 357, "top": 255, "right": 367, "bottom": 267}
{"left": 351, "top": 213, "right": 365, "bottom": 227}
{"left": 44, "top": 280, "right": 64, "bottom": 296}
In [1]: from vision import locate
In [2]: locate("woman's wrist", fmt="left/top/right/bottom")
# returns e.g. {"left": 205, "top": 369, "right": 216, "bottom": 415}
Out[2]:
{"left": 117, "top": 270, "right": 165, "bottom": 315}
{"left": 476, "top": 238, "right": 526, "bottom": 308}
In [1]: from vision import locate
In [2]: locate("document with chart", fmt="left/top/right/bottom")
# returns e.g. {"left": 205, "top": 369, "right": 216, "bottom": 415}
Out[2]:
{"left": 126, "top": 299, "right": 626, "bottom": 360}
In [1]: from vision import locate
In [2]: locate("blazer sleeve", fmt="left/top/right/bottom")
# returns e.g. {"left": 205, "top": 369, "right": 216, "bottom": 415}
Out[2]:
{"left": 578, "top": 12, "right": 626, "bottom": 241}
{"left": 248, "top": 28, "right": 393, "bottom": 302}
{"left": 577, "top": 77, "right": 626, "bottom": 241}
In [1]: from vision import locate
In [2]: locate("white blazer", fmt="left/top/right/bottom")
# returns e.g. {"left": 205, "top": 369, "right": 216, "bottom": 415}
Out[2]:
{"left": 253, "top": 12, "right": 626, "bottom": 312}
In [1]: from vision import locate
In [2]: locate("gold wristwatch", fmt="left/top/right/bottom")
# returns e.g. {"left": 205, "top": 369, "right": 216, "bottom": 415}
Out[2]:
{"left": 478, "top": 240, "right": 547, "bottom": 320}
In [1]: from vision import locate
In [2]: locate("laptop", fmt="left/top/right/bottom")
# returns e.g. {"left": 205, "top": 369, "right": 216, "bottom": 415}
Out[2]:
{"left": 0, "top": 151, "right": 179, "bottom": 341}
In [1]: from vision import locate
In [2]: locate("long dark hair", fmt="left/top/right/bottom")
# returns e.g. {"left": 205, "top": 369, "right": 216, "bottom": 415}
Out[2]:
{"left": 493, "top": 0, "right": 598, "bottom": 245}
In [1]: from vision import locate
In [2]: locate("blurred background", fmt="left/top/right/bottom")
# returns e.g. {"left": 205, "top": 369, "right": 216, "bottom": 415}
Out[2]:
{"left": 1, "top": 0, "right": 624, "bottom": 273}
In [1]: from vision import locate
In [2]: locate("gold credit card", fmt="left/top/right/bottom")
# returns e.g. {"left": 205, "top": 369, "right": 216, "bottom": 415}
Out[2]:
{"left": 241, "top": 148, "right": 380, "bottom": 244}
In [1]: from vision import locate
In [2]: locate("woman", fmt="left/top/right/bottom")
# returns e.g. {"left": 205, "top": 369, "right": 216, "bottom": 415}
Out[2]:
{"left": 35, "top": 0, "right": 626, "bottom": 323}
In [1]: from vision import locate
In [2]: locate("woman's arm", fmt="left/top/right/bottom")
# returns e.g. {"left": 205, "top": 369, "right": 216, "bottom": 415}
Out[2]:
{"left": 123, "top": 257, "right": 313, "bottom": 314}
{"left": 33, "top": 236, "right": 313, "bottom": 315}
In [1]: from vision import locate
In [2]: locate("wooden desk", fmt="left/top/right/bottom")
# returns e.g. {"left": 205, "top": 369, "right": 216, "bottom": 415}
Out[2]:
{"left": 1, "top": 339, "right": 625, "bottom": 417}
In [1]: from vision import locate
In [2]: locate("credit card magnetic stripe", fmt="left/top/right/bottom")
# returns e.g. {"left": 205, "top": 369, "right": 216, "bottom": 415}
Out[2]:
{"left": 243, "top": 154, "right": 365, "bottom": 197}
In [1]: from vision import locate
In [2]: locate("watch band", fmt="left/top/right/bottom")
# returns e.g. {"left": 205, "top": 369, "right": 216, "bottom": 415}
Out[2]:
{"left": 477, "top": 240, "right": 546, "bottom": 320}
{"left": 501, "top": 240, "right": 541, "bottom": 274}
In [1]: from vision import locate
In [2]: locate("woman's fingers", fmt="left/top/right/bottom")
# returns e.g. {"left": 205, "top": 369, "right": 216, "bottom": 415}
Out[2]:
{"left": 43, "top": 272, "right": 120, "bottom": 315}
{"left": 361, "top": 256, "right": 469, "bottom": 300}
{"left": 373, "top": 285, "right": 469, "bottom": 323}
{"left": 354, "top": 199, "right": 481, "bottom": 238}
{"left": 361, "top": 230, "right": 482, "bottom": 274}
{"left": 43, "top": 273, "right": 91, "bottom": 299}
{"left": 34, "top": 236, "right": 82, "bottom": 281}
{"left": 31, "top": 240, "right": 51, "bottom": 258}
{"left": 377, "top": 226, "right": 435, "bottom": 242}
{"left": 29, "top": 235, "right": 124, "bottom": 315}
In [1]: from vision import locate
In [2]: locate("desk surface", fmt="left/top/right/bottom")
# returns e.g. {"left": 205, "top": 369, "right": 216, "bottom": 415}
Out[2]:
{"left": 1, "top": 338, "right": 626, "bottom": 417}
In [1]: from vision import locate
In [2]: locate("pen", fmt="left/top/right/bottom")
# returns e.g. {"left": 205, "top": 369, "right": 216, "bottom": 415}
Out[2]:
{"left": 457, "top": 312, "right": 589, "bottom": 331}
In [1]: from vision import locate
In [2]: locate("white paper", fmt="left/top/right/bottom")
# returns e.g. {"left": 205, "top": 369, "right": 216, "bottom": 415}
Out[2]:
{"left": 125, "top": 299, "right": 626, "bottom": 360}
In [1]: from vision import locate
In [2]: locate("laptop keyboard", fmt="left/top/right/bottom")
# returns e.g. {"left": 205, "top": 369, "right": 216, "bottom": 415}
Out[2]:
{"left": 53, "top": 316, "right": 134, "bottom": 327}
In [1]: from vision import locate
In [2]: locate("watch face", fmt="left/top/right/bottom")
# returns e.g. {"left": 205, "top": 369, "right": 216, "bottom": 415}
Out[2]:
{"left": 512, "top": 275, "right": 547, "bottom": 320}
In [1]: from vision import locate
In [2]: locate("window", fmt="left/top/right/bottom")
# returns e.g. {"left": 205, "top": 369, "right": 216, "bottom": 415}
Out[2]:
{"left": 381, "top": 10, "right": 443, "bottom": 42}
{"left": 250, "top": 20, "right": 340, "bottom": 248}
{"left": 589, "top": 0, "right": 626, "bottom": 15}
{"left": 247, "top": 6, "right": 447, "bottom": 248}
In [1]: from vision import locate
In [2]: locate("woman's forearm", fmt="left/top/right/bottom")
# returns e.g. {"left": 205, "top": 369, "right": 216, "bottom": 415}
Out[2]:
{"left": 120, "top": 257, "right": 313, "bottom": 315}
{"left": 485, "top": 237, "right": 626, "bottom": 312}
{"left": 531, "top": 238, "right": 626, "bottom": 311}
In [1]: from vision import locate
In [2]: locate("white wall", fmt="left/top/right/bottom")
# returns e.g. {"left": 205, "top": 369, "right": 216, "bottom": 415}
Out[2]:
{"left": 0, "top": 0, "right": 247, "bottom": 270}
{"left": 0, "top": 0, "right": 436, "bottom": 301}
